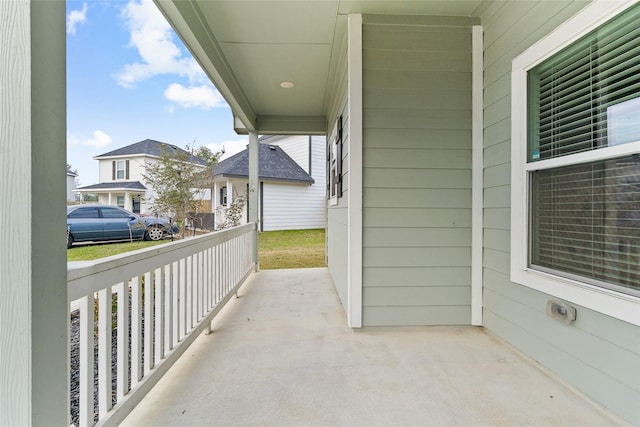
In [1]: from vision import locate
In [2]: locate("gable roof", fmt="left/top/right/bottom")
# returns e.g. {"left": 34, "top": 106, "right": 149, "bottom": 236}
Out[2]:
{"left": 213, "top": 144, "right": 314, "bottom": 184}
{"left": 95, "top": 139, "right": 207, "bottom": 166}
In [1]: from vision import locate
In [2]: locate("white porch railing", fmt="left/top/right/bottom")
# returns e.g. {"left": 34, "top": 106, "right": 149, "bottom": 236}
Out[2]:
{"left": 67, "top": 223, "right": 255, "bottom": 427}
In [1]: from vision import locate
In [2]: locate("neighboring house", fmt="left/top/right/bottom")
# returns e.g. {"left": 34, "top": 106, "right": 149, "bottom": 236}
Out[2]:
{"left": 66, "top": 168, "right": 78, "bottom": 202}
{"left": 213, "top": 135, "right": 326, "bottom": 231}
{"left": 74, "top": 139, "right": 207, "bottom": 214}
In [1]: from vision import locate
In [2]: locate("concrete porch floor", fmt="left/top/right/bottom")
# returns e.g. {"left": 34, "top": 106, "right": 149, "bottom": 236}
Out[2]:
{"left": 121, "top": 268, "right": 624, "bottom": 426}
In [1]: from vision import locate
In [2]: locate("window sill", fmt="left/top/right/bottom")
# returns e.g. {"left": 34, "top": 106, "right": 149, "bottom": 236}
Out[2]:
{"left": 511, "top": 267, "right": 640, "bottom": 326}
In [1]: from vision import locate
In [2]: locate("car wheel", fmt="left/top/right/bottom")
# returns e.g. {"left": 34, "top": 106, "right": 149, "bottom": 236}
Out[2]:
{"left": 145, "top": 225, "right": 165, "bottom": 241}
{"left": 67, "top": 232, "right": 74, "bottom": 249}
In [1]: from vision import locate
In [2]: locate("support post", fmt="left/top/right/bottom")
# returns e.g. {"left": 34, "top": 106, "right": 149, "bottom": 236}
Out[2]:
{"left": 0, "top": 1, "right": 68, "bottom": 425}
{"left": 248, "top": 131, "right": 259, "bottom": 270}
{"left": 471, "top": 25, "right": 484, "bottom": 326}
{"left": 347, "top": 14, "right": 363, "bottom": 328}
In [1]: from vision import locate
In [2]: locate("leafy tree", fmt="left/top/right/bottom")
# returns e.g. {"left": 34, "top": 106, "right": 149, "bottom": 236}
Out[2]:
{"left": 143, "top": 144, "right": 222, "bottom": 237}
{"left": 194, "top": 145, "right": 224, "bottom": 166}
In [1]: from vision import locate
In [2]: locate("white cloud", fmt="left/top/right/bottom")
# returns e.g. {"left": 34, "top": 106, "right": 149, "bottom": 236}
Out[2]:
{"left": 116, "top": 0, "right": 206, "bottom": 88}
{"left": 206, "top": 139, "right": 248, "bottom": 160}
{"left": 67, "top": 2, "right": 88, "bottom": 35}
{"left": 67, "top": 133, "right": 82, "bottom": 146}
{"left": 164, "top": 83, "right": 225, "bottom": 110}
{"left": 84, "top": 130, "right": 112, "bottom": 148}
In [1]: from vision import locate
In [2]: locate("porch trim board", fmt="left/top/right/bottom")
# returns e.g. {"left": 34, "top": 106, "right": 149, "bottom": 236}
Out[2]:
{"left": 471, "top": 25, "right": 484, "bottom": 326}
{"left": 348, "top": 13, "right": 363, "bottom": 328}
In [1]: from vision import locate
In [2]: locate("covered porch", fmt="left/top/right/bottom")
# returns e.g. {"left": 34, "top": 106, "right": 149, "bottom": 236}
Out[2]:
{"left": 120, "top": 267, "right": 620, "bottom": 426}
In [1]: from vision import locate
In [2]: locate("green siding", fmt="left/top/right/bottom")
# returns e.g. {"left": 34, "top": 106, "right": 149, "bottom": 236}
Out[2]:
{"left": 362, "top": 16, "right": 473, "bottom": 326}
{"left": 481, "top": 1, "right": 640, "bottom": 424}
{"left": 326, "top": 19, "right": 349, "bottom": 310}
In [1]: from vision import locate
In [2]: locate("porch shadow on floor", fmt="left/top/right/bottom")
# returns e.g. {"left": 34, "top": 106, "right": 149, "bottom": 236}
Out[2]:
{"left": 121, "top": 268, "right": 624, "bottom": 426}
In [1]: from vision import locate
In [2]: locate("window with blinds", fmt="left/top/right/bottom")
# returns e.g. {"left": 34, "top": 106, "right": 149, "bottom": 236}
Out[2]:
{"left": 527, "top": 3, "right": 640, "bottom": 162}
{"left": 531, "top": 155, "right": 640, "bottom": 295}
{"left": 526, "top": 3, "right": 640, "bottom": 297}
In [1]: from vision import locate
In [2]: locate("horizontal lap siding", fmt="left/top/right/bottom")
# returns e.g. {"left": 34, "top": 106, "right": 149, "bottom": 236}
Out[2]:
{"left": 262, "top": 182, "right": 325, "bottom": 231}
{"left": 261, "top": 135, "right": 327, "bottom": 231}
{"left": 482, "top": 1, "right": 640, "bottom": 424}
{"left": 362, "top": 17, "right": 473, "bottom": 326}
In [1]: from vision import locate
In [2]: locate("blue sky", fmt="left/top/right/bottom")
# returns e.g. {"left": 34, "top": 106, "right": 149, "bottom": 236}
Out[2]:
{"left": 66, "top": 0, "right": 248, "bottom": 186}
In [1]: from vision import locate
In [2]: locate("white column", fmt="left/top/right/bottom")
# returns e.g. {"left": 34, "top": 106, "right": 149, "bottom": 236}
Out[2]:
{"left": 213, "top": 180, "right": 219, "bottom": 229}
{"left": 471, "top": 25, "right": 484, "bottom": 326}
{"left": 248, "top": 131, "right": 259, "bottom": 268}
{"left": 0, "top": 1, "right": 68, "bottom": 425}
{"left": 227, "top": 179, "right": 233, "bottom": 207}
{"left": 125, "top": 191, "right": 131, "bottom": 210}
{"left": 347, "top": 14, "right": 363, "bottom": 328}
{"left": 108, "top": 192, "right": 112, "bottom": 206}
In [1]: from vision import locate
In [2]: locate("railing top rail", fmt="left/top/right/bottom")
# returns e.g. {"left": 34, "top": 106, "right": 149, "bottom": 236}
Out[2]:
{"left": 67, "top": 222, "right": 255, "bottom": 302}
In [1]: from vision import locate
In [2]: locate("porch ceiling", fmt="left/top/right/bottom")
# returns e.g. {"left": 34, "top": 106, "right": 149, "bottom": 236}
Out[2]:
{"left": 154, "top": 0, "right": 486, "bottom": 134}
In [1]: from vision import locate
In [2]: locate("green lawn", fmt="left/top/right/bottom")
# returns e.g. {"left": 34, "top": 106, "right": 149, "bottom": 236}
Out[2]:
{"left": 67, "top": 240, "right": 168, "bottom": 261}
{"left": 258, "top": 229, "right": 326, "bottom": 270}
{"left": 67, "top": 229, "right": 326, "bottom": 270}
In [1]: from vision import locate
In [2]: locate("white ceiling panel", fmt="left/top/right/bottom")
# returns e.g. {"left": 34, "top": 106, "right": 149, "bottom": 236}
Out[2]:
{"left": 196, "top": 1, "right": 339, "bottom": 44}
{"left": 220, "top": 42, "right": 332, "bottom": 116}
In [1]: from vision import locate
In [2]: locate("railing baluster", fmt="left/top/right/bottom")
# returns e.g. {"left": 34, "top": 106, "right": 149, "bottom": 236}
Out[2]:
{"left": 186, "top": 256, "right": 192, "bottom": 332}
{"left": 179, "top": 257, "right": 186, "bottom": 341}
{"left": 144, "top": 271, "right": 153, "bottom": 375}
{"left": 79, "top": 294, "right": 94, "bottom": 427}
{"left": 131, "top": 276, "right": 142, "bottom": 388}
{"left": 165, "top": 263, "right": 173, "bottom": 356}
{"left": 98, "top": 287, "right": 113, "bottom": 418}
{"left": 154, "top": 267, "right": 163, "bottom": 366}
{"left": 198, "top": 251, "right": 204, "bottom": 320}
{"left": 116, "top": 281, "right": 129, "bottom": 400}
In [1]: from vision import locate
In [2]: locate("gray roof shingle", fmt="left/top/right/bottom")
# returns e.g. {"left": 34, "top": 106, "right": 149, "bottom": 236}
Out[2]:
{"left": 76, "top": 181, "right": 147, "bottom": 191}
{"left": 213, "top": 144, "right": 314, "bottom": 184}
{"left": 95, "top": 139, "right": 207, "bottom": 166}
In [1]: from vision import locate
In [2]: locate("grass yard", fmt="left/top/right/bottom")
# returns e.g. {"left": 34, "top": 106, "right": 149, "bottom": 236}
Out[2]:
{"left": 258, "top": 229, "right": 326, "bottom": 270}
{"left": 67, "top": 240, "right": 168, "bottom": 261}
{"left": 67, "top": 229, "right": 326, "bottom": 269}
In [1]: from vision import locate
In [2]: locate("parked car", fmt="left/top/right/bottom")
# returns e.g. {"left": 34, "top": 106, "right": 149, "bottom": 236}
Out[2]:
{"left": 67, "top": 205, "right": 178, "bottom": 248}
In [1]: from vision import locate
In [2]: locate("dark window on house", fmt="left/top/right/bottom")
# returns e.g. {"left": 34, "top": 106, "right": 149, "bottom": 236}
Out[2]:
{"left": 220, "top": 186, "right": 227, "bottom": 206}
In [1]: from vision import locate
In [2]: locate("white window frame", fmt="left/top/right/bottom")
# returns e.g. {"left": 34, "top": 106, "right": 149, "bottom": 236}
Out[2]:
{"left": 510, "top": 0, "right": 640, "bottom": 326}
{"left": 116, "top": 195, "right": 125, "bottom": 208}
{"left": 116, "top": 160, "right": 126, "bottom": 180}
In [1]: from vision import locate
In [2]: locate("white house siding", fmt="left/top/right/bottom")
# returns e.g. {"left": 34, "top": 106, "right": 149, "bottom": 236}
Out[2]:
{"left": 97, "top": 155, "right": 152, "bottom": 183}
{"left": 361, "top": 16, "right": 474, "bottom": 326}
{"left": 481, "top": 1, "right": 640, "bottom": 424}
{"left": 94, "top": 156, "right": 159, "bottom": 214}
{"left": 325, "top": 16, "right": 350, "bottom": 309}
{"left": 267, "top": 135, "right": 313, "bottom": 174}
{"left": 262, "top": 182, "right": 323, "bottom": 231}
{"left": 261, "top": 136, "right": 327, "bottom": 231}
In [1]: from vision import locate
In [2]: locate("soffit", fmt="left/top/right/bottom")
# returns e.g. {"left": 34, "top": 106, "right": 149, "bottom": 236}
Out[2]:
{"left": 156, "top": 0, "right": 487, "bottom": 133}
